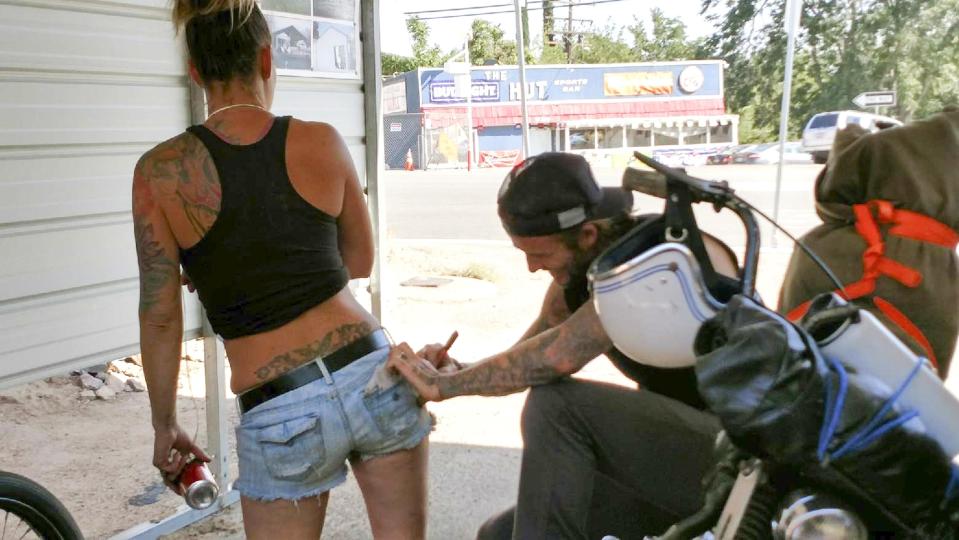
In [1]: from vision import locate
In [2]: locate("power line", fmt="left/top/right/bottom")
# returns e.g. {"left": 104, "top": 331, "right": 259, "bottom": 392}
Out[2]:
{"left": 404, "top": 2, "right": 547, "bottom": 16}
{"left": 406, "top": 0, "right": 632, "bottom": 21}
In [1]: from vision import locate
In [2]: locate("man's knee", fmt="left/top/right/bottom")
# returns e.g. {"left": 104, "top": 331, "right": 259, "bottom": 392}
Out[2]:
{"left": 476, "top": 506, "right": 514, "bottom": 540}
{"left": 520, "top": 381, "right": 582, "bottom": 438}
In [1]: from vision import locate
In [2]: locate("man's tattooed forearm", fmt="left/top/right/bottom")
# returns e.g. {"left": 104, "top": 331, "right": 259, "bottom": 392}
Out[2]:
{"left": 254, "top": 321, "right": 375, "bottom": 381}
{"left": 437, "top": 304, "right": 611, "bottom": 399}
{"left": 438, "top": 331, "right": 565, "bottom": 398}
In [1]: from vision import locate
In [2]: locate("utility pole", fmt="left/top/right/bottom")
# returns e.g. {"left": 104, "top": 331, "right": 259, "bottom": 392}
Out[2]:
{"left": 554, "top": 3, "right": 590, "bottom": 63}
{"left": 513, "top": 0, "right": 531, "bottom": 158}
{"left": 543, "top": 0, "right": 554, "bottom": 45}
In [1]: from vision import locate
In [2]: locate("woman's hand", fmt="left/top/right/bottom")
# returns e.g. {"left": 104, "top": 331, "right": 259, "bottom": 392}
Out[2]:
{"left": 388, "top": 342, "right": 447, "bottom": 403}
{"left": 152, "top": 423, "right": 211, "bottom": 494}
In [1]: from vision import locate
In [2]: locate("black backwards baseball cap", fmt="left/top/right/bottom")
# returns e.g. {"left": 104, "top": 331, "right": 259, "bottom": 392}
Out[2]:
{"left": 497, "top": 152, "right": 634, "bottom": 237}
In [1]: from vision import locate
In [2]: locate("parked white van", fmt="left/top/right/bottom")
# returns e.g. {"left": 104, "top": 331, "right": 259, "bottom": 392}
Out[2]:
{"left": 801, "top": 110, "right": 902, "bottom": 163}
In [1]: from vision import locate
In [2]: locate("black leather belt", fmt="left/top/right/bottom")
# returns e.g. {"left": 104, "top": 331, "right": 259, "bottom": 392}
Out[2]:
{"left": 238, "top": 329, "right": 390, "bottom": 414}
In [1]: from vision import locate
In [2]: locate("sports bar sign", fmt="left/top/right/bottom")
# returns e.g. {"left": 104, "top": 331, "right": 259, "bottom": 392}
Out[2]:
{"left": 419, "top": 61, "right": 723, "bottom": 106}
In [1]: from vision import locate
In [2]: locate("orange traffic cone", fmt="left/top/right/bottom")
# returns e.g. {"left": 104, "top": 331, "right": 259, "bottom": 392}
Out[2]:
{"left": 404, "top": 149, "right": 415, "bottom": 171}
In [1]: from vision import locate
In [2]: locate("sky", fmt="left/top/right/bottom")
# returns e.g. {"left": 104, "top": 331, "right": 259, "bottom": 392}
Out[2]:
{"left": 379, "top": 0, "right": 716, "bottom": 58}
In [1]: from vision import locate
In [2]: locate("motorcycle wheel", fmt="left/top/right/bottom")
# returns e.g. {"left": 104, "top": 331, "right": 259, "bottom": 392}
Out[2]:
{"left": 0, "top": 471, "right": 83, "bottom": 540}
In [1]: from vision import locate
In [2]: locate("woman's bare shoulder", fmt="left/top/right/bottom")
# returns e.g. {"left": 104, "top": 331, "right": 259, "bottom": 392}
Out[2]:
{"left": 136, "top": 132, "right": 206, "bottom": 178}
{"left": 287, "top": 118, "right": 353, "bottom": 174}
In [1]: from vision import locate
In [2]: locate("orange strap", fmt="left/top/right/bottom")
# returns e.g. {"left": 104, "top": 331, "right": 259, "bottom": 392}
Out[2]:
{"left": 786, "top": 200, "right": 957, "bottom": 371}
{"left": 873, "top": 296, "right": 938, "bottom": 370}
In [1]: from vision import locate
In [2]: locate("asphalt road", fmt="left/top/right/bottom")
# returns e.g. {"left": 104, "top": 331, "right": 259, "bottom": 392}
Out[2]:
{"left": 382, "top": 164, "right": 826, "bottom": 245}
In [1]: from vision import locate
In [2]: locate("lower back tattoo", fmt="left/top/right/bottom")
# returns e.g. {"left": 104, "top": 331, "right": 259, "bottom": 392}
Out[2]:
{"left": 254, "top": 321, "right": 375, "bottom": 382}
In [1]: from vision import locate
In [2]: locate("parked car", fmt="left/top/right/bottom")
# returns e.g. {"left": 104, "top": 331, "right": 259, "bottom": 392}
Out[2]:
{"left": 681, "top": 151, "right": 710, "bottom": 167}
{"left": 731, "top": 144, "right": 764, "bottom": 163}
{"left": 745, "top": 141, "right": 814, "bottom": 164}
{"left": 801, "top": 110, "right": 902, "bottom": 164}
{"left": 707, "top": 144, "right": 748, "bottom": 165}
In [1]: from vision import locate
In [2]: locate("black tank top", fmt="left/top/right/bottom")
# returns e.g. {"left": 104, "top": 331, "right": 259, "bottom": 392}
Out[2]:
{"left": 179, "top": 116, "right": 350, "bottom": 339}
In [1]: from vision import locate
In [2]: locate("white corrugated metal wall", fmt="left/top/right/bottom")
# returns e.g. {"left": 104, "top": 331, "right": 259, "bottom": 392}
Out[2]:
{"left": 0, "top": 0, "right": 369, "bottom": 390}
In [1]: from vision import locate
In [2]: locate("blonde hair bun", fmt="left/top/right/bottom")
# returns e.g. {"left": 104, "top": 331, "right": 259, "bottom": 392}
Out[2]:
{"left": 173, "top": 0, "right": 256, "bottom": 30}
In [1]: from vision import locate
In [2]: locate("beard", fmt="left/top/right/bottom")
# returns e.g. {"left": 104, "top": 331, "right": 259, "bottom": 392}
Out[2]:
{"left": 564, "top": 244, "right": 603, "bottom": 288}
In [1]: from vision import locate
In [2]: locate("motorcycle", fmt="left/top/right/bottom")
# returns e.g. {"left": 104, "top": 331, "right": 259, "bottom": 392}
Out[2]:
{"left": 588, "top": 152, "right": 959, "bottom": 539}
{"left": 0, "top": 470, "right": 83, "bottom": 540}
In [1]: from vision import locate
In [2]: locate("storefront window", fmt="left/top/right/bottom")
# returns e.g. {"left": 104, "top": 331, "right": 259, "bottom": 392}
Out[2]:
{"left": 570, "top": 128, "right": 595, "bottom": 150}
{"left": 710, "top": 124, "right": 733, "bottom": 143}
{"left": 627, "top": 128, "right": 652, "bottom": 147}
{"left": 684, "top": 125, "right": 708, "bottom": 145}
{"left": 652, "top": 126, "right": 680, "bottom": 146}
{"left": 597, "top": 127, "right": 624, "bottom": 149}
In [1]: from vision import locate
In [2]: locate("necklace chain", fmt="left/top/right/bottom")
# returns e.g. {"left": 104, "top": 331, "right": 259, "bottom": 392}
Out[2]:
{"left": 206, "top": 103, "right": 267, "bottom": 119}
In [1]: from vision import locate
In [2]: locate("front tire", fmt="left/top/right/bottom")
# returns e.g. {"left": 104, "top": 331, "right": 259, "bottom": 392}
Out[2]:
{"left": 0, "top": 471, "right": 83, "bottom": 540}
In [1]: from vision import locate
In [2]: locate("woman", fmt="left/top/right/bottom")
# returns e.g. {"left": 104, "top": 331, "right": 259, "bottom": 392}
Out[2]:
{"left": 132, "top": 1, "right": 431, "bottom": 537}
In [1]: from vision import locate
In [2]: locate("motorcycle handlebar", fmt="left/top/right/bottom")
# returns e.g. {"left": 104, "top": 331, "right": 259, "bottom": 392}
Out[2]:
{"left": 622, "top": 168, "right": 669, "bottom": 199}
{"left": 622, "top": 152, "right": 761, "bottom": 297}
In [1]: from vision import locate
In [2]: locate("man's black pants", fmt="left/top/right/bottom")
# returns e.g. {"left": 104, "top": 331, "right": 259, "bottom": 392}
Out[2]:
{"left": 477, "top": 378, "right": 720, "bottom": 540}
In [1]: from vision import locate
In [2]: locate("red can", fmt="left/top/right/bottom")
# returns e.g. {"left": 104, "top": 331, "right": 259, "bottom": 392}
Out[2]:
{"left": 177, "top": 459, "right": 219, "bottom": 510}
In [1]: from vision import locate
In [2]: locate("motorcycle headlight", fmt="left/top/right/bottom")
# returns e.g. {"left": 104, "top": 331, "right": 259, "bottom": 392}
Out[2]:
{"left": 774, "top": 491, "right": 867, "bottom": 540}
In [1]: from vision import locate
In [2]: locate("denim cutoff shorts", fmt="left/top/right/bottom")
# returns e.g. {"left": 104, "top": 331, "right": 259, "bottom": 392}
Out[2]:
{"left": 233, "top": 346, "right": 432, "bottom": 501}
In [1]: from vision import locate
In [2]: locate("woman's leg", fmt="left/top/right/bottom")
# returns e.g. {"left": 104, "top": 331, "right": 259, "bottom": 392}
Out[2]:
{"left": 240, "top": 492, "right": 329, "bottom": 540}
{"left": 351, "top": 438, "right": 429, "bottom": 540}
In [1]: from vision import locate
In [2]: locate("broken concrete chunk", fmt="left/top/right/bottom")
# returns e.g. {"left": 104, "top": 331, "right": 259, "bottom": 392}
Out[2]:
{"left": 95, "top": 386, "right": 116, "bottom": 400}
{"left": 105, "top": 373, "right": 127, "bottom": 393}
{"left": 80, "top": 373, "right": 104, "bottom": 391}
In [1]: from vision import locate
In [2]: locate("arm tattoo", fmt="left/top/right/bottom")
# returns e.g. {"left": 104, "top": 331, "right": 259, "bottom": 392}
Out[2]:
{"left": 438, "top": 304, "right": 611, "bottom": 398}
{"left": 134, "top": 219, "right": 177, "bottom": 313}
{"left": 517, "top": 282, "right": 571, "bottom": 343}
{"left": 133, "top": 133, "right": 220, "bottom": 312}
{"left": 254, "top": 321, "right": 375, "bottom": 382}
{"left": 133, "top": 162, "right": 176, "bottom": 314}
{"left": 154, "top": 135, "right": 223, "bottom": 238}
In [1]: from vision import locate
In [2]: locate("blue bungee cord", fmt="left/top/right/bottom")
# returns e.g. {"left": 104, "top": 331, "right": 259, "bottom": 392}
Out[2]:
{"left": 817, "top": 354, "right": 925, "bottom": 464}
{"left": 817, "top": 353, "right": 848, "bottom": 462}
{"left": 946, "top": 465, "right": 959, "bottom": 503}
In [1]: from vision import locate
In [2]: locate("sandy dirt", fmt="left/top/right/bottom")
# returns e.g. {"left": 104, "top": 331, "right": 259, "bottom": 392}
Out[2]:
{"left": 2, "top": 239, "right": 956, "bottom": 539}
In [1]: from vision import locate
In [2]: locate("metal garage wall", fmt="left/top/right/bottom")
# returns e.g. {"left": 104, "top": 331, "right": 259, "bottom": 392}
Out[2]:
{"left": 0, "top": 0, "right": 202, "bottom": 390}
{"left": 0, "top": 0, "right": 370, "bottom": 391}
{"left": 271, "top": 76, "right": 367, "bottom": 187}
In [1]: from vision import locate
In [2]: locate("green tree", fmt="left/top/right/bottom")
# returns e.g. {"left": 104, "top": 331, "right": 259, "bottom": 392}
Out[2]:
{"left": 701, "top": 0, "right": 959, "bottom": 138}
{"left": 467, "top": 19, "right": 533, "bottom": 65}
{"left": 575, "top": 24, "right": 634, "bottom": 64}
{"left": 630, "top": 8, "right": 706, "bottom": 61}
{"left": 381, "top": 53, "right": 415, "bottom": 76}
{"left": 533, "top": 11, "right": 703, "bottom": 65}
{"left": 408, "top": 17, "right": 448, "bottom": 68}
{"left": 537, "top": 35, "right": 568, "bottom": 64}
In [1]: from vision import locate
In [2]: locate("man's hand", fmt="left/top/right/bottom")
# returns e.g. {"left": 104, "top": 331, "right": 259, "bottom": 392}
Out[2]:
{"left": 417, "top": 343, "right": 464, "bottom": 373}
{"left": 153, "top": 423, "right": 210, "bottom": 494}
{"left": 388, "top": 342, "right": 446, "bottom": 402}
